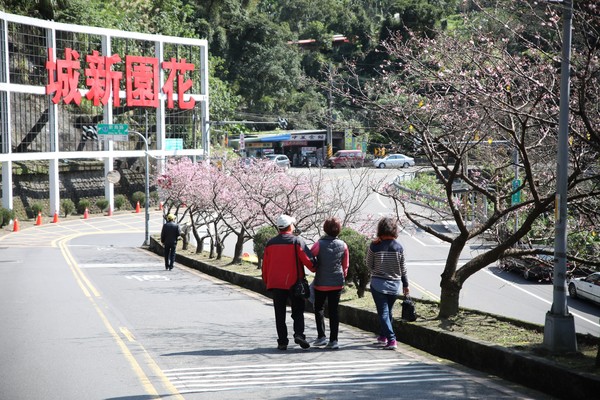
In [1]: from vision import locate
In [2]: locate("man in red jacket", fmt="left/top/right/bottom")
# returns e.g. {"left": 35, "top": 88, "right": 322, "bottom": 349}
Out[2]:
{"left": 262, "top": 214, "right": 315, "bottom": 350}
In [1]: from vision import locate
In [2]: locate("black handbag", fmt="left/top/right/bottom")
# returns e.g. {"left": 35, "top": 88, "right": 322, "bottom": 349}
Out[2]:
{"left": 401, "top": 296, "right": 417, "bottom": 321}
{"left": 292, "top": 277, "right": 310, "bottom": 298}
{"left": 291, "top": 239, "right": 310, "bottom": 299}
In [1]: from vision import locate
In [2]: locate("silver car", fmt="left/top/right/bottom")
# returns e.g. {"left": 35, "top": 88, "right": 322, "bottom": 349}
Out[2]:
{"left": 264, "top": 154, "right": 290, "bottom": 169}
{"left": 373, "top": 153, "right": 415, "bottom": 169}
{"left": 568, "top": 272, "right": 600, "bottom": 305}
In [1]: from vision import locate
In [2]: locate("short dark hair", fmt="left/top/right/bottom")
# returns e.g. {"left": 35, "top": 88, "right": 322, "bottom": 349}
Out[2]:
{"left": 323, "top": 217, "right": 341, "bottom": 237}
{"left": 377, "top": 217, "right": 398, "bottom": 238}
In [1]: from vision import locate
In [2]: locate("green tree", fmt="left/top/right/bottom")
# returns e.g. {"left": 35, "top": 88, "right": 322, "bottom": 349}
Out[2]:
{"left": 339, "top": 227, "right": 370, "bottom": 298}
{"left": 253, "top": 225, "right": 278, "bottom": 269}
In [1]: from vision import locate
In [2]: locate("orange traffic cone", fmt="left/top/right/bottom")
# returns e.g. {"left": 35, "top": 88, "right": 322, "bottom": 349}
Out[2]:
{"left": 83, "top": 208, "right": 89, "bottom": 219}
{"left": 158, "top": 201, "right": 163, "bottom": 211}
{"left": 135, "top": 201, "right": 141, "bottom": 213}
{"left": 13, "top": 218, "right": 19, "bottom": 232}
{"left": 35, "top": 212, "right": 42, "bottom": 226}
{"left": 107, "top": 207, "right": 113, "bottom": 216}
{"left": 52, "top": 210, "right": 59, "bottom": 223}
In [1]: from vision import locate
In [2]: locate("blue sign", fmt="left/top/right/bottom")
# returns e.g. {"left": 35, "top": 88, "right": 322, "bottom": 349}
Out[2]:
{"left": 511, "top": 179, "right": 522, "bottom": 205}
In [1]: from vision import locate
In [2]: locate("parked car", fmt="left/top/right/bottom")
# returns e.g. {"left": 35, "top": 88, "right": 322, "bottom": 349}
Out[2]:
{"left": 264, "top": 154, "right": 290, "bottom": 169}
{"left": 568, "top": 272, "right": 600, "bottom": 304}
{"left": 326, "top": 150, "right": 364, "bottom": 168}
{"left": 498, "top": 255, "right": 553, "bottom": 282}
{"left": 372, "top": 153, "right": 415, "bottom": 169}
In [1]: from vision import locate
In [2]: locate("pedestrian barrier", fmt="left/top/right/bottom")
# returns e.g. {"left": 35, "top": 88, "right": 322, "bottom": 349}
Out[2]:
{"left": 34, "top": 212, "right": 42, "bottom": 226}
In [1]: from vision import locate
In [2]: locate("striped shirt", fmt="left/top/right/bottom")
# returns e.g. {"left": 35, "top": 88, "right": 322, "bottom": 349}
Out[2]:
{"left": 366, "top": 239, "right": 408, "bottom": 288}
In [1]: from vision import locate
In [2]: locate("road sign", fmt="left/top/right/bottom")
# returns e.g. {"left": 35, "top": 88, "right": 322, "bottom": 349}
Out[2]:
{"left": 511, "top": 179, "right": 522, "bottom": 205}
{"left": 165, "top": 138, "right": 183, "bottom": 151}
{"left": 98, "top": 124, "right": 129, "bottom": 142}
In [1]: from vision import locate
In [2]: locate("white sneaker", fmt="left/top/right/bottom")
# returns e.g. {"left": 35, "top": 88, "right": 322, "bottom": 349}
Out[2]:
{"left": 313, "top": 337, "right": 328, "bottom": 346}
{"left": 325, "top": 340, "right": 339, "bottom": 349}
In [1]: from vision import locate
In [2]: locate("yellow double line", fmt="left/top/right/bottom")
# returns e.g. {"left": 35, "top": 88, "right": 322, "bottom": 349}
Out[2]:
{"left": 57, "top": 234, "right": 183, "bottom": 399}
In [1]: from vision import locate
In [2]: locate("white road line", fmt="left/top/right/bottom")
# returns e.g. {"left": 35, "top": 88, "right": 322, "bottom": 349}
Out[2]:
{"left": 163, "top": 359, "right": 460, "bottom": 394}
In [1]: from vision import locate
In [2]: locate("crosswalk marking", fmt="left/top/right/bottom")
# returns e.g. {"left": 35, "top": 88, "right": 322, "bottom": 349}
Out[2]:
{"left": 163, "top": 359, "right": 460, "bottom": 394}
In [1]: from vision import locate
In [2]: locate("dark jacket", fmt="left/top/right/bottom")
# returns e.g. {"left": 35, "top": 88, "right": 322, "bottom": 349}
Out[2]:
{"left": 262, "top": 232, "right": 315, "bottom": 290}
{"left": 160, "top": 221, "right": 181, "bottom": 246}
{"left": 309, "top": 236, "right": 349, "bottom": 289}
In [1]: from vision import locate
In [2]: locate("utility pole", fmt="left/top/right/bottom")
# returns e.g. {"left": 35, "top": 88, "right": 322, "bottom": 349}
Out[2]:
{"left": 327, "top": 63, "right": 333, "bottom": 158}
{"left": 543, "top": 0, "right": 577, "bottom": 353}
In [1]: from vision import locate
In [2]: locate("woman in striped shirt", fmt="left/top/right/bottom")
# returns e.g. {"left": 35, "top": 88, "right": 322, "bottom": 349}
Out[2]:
{"left": 366, "top": 217, "right": 410, "bottom": 350}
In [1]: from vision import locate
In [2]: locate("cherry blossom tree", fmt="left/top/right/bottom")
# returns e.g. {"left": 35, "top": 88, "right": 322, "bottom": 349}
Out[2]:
{"left": 330, "top": 0, "right": 600, "bottom": 317}
{"left": 156, "top": 156, "right": 385, "bottom": 268}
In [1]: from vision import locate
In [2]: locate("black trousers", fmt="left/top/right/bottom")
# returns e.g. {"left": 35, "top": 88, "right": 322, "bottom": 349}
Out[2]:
{"left": 271, "top": 288, "right": 306, "bottom": 345}
{"left": 314, "top": 289, "right": 342, "bottom": 341}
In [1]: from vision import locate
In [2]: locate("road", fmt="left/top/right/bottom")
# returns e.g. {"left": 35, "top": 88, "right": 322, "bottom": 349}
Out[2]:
{"left": 0, "top": 211, "right": 550, "bottom": 399}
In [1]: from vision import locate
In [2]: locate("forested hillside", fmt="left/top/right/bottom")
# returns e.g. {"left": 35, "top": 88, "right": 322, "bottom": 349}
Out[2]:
{"left": 1, "top": 0, "right": 461, "bottom": 135}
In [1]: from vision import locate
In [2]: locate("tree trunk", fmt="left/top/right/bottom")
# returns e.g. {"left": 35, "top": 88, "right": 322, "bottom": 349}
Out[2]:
{"left": 180, "top": 223, "right": 191, "bottom": 251}
{"left": 438, "top": 278, "right": 462, "bottom": 318}
{"left": 231, "top": 230, "right": 245, "bottom": 264}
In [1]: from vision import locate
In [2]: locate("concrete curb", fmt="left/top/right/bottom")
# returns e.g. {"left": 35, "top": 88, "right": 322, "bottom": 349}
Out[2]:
{"left": 149, "top": 237, "right": 600, "bottom": 400}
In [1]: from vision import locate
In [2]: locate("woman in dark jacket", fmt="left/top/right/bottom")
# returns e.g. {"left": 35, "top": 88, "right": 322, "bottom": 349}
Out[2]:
{"left": 366, "top": 217, "right": 409, "bottom": 350}
{"left": 309, "top": 217, "right": 349, "bottom": 350}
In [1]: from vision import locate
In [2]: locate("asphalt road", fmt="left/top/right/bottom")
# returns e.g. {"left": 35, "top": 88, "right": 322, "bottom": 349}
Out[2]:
{"left": 0, "top": 211, "right": 552, "bottom": 399}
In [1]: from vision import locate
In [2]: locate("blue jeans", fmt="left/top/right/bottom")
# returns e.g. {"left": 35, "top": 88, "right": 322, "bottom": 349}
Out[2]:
{"left": 164, "top": 243, "right": 176, "bottom": 269}
{"left": 371, "top": 288, "right": 397, "bottom": 342}
{"left": 271, "top": 288, "right": 306, "bottom": 345}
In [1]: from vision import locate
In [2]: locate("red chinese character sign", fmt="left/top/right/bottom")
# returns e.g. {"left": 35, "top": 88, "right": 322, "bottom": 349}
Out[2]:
{"left": 162, "top": 58, "right": 196, "bottom": 110}
{"left": 46, "top": 48, "right": 82, "bottom": 105}
{"left": 85, "top": 50, "right": 122, "bottom": 107}
{"left": 46, "top": 48, "right": 195, "bottom": 110}
{"left": 126, "top": 56, "right": 159, "bottom": 107}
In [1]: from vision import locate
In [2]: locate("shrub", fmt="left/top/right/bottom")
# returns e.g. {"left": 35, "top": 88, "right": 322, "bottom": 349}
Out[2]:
{"left": 132, "top": 191, "right": 145, "bottom": 206}
{"left": 114, "top": 194, "right": 126, "bottom": 210}
{"left": 253, "top": 225, "right": 278, "bottom": 269}
{"left": 0, "top": 207, "right": 15, "bottom": 228}
{"left": 96, "top": 198, "right": 109, "bottom": 212}
{"left": 61, "top": 199, "right": 75, "bottom": 217}
{"left": 77, "top": 199, "right": 91, "bottom": 214}
{"left": 339, "top": 227, "right": 370, "bottom": 298}
{"left": 150, "top": 190, "right": 159, "bottom": 205}
{"left": 31, "top": 202, "right": 44, "bottom": 217}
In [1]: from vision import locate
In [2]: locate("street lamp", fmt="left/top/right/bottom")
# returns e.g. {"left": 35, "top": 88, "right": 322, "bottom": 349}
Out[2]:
{"left": 130, "top": 130, "right": 150, "bottom": 246}
{"left": 543, "top": 0, "right": 577, "bottom": 352}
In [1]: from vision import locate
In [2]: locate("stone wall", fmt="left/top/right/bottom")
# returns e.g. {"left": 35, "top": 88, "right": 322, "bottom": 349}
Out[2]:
{"left": 7, "top": 161, "right": 150, "bottom": 217}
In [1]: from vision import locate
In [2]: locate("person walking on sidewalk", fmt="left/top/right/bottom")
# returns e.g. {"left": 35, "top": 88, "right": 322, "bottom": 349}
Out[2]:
{"left": 160, "top": 213, "right": 181, "bottom": 271}
{"left": 262, "top": 214, "right": 315, "bottom": 350}
{"left": 309, "top": 217, "right": 349, "bottom": 350}
{"left": 366, "top": 217, "right": 410, "bottom": 350}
